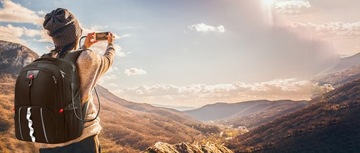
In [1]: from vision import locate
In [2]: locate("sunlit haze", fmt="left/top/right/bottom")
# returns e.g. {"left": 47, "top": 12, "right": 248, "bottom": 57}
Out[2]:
{"left": 1, "top": 0, "right": 359, "bottom": 108}
{"left": 262, "top": 0, "right": 275, "bottom": 25}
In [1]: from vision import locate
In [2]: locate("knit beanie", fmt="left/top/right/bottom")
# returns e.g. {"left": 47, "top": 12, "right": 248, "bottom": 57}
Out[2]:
{"left": 43, "top": 8, "right": 82, "bottom": 47}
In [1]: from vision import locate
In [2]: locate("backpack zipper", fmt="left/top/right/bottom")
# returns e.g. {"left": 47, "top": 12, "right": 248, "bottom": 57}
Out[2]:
{"left": 40, "top": 108, "right": 49, "bottom": 143}
{"left": 59, "top": 70, "right": 66, "bottom": 110}
{"left": 52, "top": 75, "right": 61, "bottom": 112}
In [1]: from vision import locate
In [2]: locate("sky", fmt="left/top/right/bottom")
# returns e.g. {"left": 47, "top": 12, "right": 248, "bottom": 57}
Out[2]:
{"left": 1, "top": 0, "right": 359, "bottom": 108}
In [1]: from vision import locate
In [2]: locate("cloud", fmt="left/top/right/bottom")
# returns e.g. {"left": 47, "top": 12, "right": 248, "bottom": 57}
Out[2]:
{"left": 124, "top": 68, "right": 147, "bottom": 76}
{"left": 0, "top": 0, "right": 43, "bottom": 25}
{"left": 0, "top": 24, "right": 45, "bottom": 45}
{"left": 288, "top": 22, "right": 360, "bottom": 38}
{"left": 0, "top": 1, "right": 51, "bottom": 45}
{"left": 98, "top": 74, "right": 118, "bottom": 84}
{"left": 188, "top": 23, "right": 225, "bottom": 33}
{"left": 36, "top": 10, "right": 46, "bottom": 16}
{"left": 275, "top": 0, "right": 311, "bottom": 14}
{"left": 120, "top": 34, "right": 132, "bottom": 38}
{"left": 0, "top": 2, "right": 126, "bottom": 56}
{"left": 107, "top": 66, "right": 120, "bottom": 73}
{"left": 112, "top": 79, "right": 329, "bottom": 107}
{"left": 109, "top": 83, "right": 119, "bottom": 87}
{"left": 89, "top": 42, "right": 126, "bottom": 57}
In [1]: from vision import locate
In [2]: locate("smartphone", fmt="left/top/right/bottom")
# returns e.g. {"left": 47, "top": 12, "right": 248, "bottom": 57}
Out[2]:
{"left": 95, "top": 32, "right": 109, "bottom": 41}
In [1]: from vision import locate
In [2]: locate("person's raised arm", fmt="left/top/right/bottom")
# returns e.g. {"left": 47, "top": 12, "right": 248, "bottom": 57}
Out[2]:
{"left": 82, "top": 32, "right": 115, "bottom": 76}
{"left": 98, "top": 32, "right": 115, "bottom": 76}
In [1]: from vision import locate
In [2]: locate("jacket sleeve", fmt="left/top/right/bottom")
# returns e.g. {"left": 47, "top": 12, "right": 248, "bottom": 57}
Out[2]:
{"left": 97, "top": 44, "right": 116, "bottom": 76}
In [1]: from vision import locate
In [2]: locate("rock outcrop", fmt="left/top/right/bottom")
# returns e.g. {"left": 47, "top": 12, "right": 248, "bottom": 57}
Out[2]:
{"left": 0, "top": 40, "right": 38, "bottom": 76}
{"left": 144, "top": 142, "right": 233, "bottom": 153}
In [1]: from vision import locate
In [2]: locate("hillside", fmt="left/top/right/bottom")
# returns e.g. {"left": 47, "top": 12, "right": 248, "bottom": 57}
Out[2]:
{"left": 0, "top": 40, "right": 38, "bottom": 76}
{"left": 228, "top": 78, "right": 360, "bottom": 153}
{"left": 184, "top": 100, "right": 308, "bottom": 129}
{"left": 96, "top": 85, "right": 208, "bottom": 152}
{"left": 0, "top": 76, "right": 38, "bottom": 152}
{"left": 317, "top": 52, "right": 360, "bottom": 76}
{"left": 315, "top": 64, "right": 360, "bottom": 88}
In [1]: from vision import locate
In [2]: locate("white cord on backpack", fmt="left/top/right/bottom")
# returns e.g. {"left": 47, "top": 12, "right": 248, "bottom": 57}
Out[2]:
{"left": 73, "top": 87, "right": 101, "bottom": 122}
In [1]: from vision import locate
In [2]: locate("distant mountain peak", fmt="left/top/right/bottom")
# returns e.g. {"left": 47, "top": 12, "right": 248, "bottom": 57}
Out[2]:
{"left": 0, "top": 40, "right": 39, "bottom": 76}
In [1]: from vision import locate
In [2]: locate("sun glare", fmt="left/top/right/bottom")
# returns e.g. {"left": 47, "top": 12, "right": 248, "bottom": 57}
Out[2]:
{"left": 261, "top": 0, "right": 275, "bottom": 25}
{"left": 262, "top": 0, "right": 275, "bottom": 8}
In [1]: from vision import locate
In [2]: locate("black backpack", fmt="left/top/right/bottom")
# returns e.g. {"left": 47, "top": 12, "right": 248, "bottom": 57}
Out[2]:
{"left": 14, "top": 50, "right": 93, "bottom": 144}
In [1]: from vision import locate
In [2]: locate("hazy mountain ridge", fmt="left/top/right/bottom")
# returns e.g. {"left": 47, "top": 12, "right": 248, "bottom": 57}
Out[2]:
{"left": 316, "top": 52, "right": 360, "bottom": 76}
{"left": 184, "top": 100, "right": 309, "bottom": 129}
{"left": 312, "top": 52, "right": 360, "bottom": 89}
{"left": 228, "top": 78, "right": 360, "bottom": 153}
{"left": 315, "top": 64, "right": 360, "bottom": 88}
{"left": 220, "top": 101, "right": 309, "bottom": 129}
{"left": 95, "top": 85, "right": 195, "bottom": 124}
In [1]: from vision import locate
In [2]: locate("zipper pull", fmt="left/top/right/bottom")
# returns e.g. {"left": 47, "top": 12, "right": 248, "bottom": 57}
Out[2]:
{"left": 52, "top": 76, "right": 57, "bottom": 84}
{"left": 28, "top": 74, "right": 34, "bottom": 87}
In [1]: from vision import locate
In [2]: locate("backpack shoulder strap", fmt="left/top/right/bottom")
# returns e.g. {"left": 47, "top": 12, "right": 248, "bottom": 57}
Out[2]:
{"left": 63, "top": 49, "right": 88, "bottom": 63}
{"left": 41, "top": 53, "right": 53, "bottom": 58}
{"left": 63, "top": 49, "right": 101, "bottom": 123}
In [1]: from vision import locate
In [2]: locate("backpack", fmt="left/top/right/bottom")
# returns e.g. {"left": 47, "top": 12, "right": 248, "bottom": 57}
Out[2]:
{"left": 14, "top": 50, "right": 89, "bottom": 144}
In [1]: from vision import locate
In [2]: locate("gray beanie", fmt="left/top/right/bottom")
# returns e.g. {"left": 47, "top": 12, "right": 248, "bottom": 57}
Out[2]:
{"left": 43, "top": 8, "right": 82, "bottom": 47}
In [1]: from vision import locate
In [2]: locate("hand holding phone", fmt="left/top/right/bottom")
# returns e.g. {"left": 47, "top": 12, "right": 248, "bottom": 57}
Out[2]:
{"left": 95, "top": 32, "right": 109, "bottom": 41}
{"left": 84, "top": 32, "right": 115, "bottom": 49}
{"left": 96, "top": 32, "right": 115, "bottom": 44}
{"left": 107, "top": 32, "right": 115, "bottom": 45}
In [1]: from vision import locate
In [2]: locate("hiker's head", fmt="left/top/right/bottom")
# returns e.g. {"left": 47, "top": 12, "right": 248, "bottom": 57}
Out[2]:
{"left": 43, "top": 8, "right": 82, "bottom": 53}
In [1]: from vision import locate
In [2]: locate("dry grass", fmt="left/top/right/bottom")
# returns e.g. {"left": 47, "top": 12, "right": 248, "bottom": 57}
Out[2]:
{"left": 0, "top": 78, "right": 37, "bottom": 153}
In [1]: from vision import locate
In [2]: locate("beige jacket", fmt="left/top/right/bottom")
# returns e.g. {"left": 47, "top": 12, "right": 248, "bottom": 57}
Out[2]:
{"left": 37, "top": 43, "right": 115, "bottom": 148}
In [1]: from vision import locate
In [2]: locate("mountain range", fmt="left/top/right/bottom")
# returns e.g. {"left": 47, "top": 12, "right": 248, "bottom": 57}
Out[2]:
{"left": 227, "top": 78, "right": 360, "bottom": 153}
{"left": 184, "top": 100, "right": 309, "bottom": 129}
